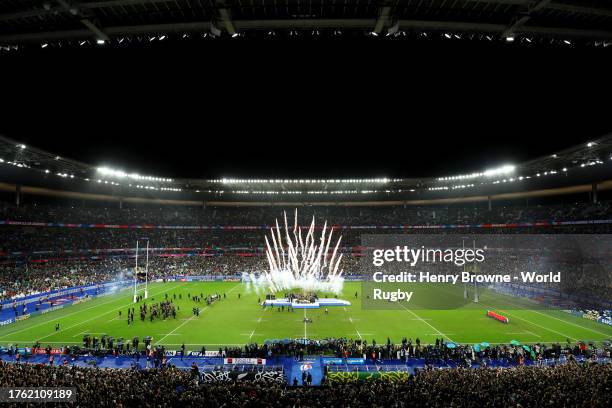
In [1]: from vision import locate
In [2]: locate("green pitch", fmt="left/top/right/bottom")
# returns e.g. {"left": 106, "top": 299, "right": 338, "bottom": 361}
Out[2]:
{"left": 0, "top": 282, "right": 610, "bottom": 350}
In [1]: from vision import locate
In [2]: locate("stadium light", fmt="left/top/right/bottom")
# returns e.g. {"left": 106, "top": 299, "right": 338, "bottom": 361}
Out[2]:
{"left": 96, "top": 39, "right": 105, "bottom": 45}
{"left": 97, "top": 167, "right": 173, "bottom": 182}
{"left": 484, "top": 164, "right": 515, "bottom": 176}
{"left": 437, "top": 164, "right": 515, "bottom": 182}
{"left": 218, "top": 178, "right": 392, "bottom": 184}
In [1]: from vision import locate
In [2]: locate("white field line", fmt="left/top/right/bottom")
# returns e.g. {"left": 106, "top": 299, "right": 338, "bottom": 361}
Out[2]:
{"left": 155, "top": 315, "right": 198, "bottom": 345}
{"left": 72, "top": 330, "right": 90, "bottom": 338}
{"left": 397, "top": 302, "right": 455, "bottom": 342}
{"left": 497, "top": 297, "right": 611, "bottom": 337}
{"left": 247, "top": 307, "right": 269, "bottom": 342}
{"left": 435, "top": 286, "right": 590, "bottom": 342}
{"left": 478, "top": 301, "right": 577, "bottom": 341}
{"left": 0, "top": 285, "right": 137, "bottom": 339}
{"left": 35, "top": 283, "right": 184, "bottom": 342}
{"left": 154, "top": 283, "right": 240, "bottom": 345}
{"left": 343, "top": 307, "right": 365, "bottom": 340}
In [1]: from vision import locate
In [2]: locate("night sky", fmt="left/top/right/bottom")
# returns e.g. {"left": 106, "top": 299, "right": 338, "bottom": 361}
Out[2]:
{"left": 1, "top": 40, "right": 611, "bottom": 179}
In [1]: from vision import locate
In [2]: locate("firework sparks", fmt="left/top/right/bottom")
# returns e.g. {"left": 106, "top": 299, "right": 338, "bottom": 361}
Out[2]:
{"left": 249, "top": 209, "right": 345, "bottom": 294}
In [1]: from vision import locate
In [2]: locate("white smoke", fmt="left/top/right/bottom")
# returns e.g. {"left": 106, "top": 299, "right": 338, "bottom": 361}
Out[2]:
{"left": 249, "top": 210, "right": 345, "bottom": 295}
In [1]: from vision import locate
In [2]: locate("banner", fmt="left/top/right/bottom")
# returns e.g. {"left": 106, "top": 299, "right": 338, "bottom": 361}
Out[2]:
{"left": 33, "top": 348, "right": 65, "bottom": 355}
{"left": 1, "top": 281, "right": 131, "bottom": 326}
{"left": 41, "top": 305, "right": 64, "bottom": 314}
{"left": 322, "top": 357, "right": 365, "bottom": 365}
{"left": 322, "top": 358, "right": 344, "bottom": 365}
{"left": 2, "top": 219, "right": 610, "bottom": 230}
{"left": 327, "top": 371, "right": 409, "bottom": 383}
{"left": 201, "top": 370, "right": 283, "bottom": 383}
{"left": 224, "top": 358, "right": 266, "bottom": 365}
{"left": 189, "top": 351, "right": 222, "bottom": 357}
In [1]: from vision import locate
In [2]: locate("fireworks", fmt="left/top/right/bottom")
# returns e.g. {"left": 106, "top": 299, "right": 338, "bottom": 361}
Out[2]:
{"left": 249, "top": 209, "right": 345, "bottom": 294}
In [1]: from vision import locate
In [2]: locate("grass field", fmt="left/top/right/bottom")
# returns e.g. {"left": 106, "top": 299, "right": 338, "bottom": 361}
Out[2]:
{"left": 0, "top": 281, "right": 610, "bottom": 350}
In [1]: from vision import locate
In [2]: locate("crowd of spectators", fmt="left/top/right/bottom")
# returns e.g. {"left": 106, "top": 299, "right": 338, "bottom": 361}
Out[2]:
{"left": 1, "top": 200, "right": 610, "bottom": 226}
{"left": 222, "top": 336, "right": 611, "bottom": 366}
{"left": 0, "top": 359, "right": 609, "bottom": 407}
{"left": 5, "top": 225, "right": 611, "bottom": 257}
{"left": 0, "top": 255, "right": 268, "bottom": 301}
{"left": 0, "top": 260, "right": 123, "bottom": 301}
{"left": 8, "top": 328, "right": 609, "bottom": 374}
{"left": 1, "top": 200, "right": 610, "bottom": 305}
{"left": 1, "top": 200, "right": 610, "bottom": 256}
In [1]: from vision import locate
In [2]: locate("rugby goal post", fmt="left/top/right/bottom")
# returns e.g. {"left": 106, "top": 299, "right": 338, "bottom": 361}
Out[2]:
{"left": 133, "top": 240, "right": 149, "bottom": 303}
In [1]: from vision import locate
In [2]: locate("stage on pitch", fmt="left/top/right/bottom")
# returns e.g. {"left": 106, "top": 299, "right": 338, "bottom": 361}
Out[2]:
{"left": 262, "top": 298, "right": 351, "bottom": 309}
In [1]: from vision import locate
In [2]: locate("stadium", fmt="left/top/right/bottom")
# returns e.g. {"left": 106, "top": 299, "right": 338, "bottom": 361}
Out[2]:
{"left": 1, "top": 3, "right": 612, "bottom": 404}
{"left": 0, "top": 132, "right": 611, "bottom": 405}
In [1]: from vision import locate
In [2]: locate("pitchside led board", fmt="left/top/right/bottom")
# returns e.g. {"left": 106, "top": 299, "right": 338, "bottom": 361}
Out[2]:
{"left": 360, "top": 234, "right": 611, "bottom": 311}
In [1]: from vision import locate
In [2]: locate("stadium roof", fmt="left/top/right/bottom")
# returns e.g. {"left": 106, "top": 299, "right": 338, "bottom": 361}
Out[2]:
{"left": 1, "top": 134, "right": 611, "bottom": 203}
{"left": 1, "top": 1, "right": 612, "bottom": 45}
